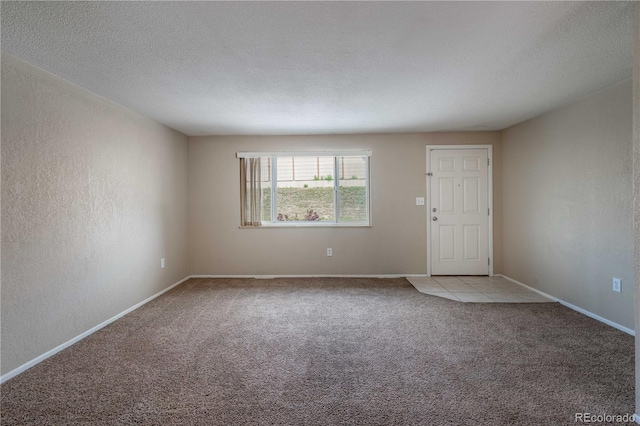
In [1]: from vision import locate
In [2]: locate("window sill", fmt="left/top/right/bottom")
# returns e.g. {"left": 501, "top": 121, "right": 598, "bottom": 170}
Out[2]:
{"left": 239, "top": 223, "right": 372, "bottom": 229}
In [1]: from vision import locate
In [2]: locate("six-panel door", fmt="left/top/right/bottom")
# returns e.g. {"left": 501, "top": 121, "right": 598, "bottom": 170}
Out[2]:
{"left": 430, "top": 149, "right": 489, "bottom": 275}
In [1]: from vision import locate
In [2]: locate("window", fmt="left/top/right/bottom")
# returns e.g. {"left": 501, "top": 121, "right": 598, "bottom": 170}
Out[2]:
{"left": 239, "top": 151, "right": 371, "bottom": 226}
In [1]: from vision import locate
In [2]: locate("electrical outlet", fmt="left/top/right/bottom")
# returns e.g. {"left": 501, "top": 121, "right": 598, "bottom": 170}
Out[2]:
{"left": 416, "top": 197, "right": 425, "bottom": 206}
{"left": 161, "top": 258, "right": 165, "bottom": 269}
{"left": 612, "top": 278, "right": 621, "bottom": 293}
{"left": 327, "top": 248, "right": 332, "bottom": 257}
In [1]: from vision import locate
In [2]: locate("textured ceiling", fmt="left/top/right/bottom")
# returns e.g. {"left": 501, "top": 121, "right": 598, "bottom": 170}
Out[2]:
{"left": 1, "top": 1, "right": 634, "bottom": 136}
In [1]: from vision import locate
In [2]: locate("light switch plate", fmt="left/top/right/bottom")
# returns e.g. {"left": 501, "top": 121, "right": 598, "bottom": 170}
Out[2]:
{"left": 416, "top": 197, "right": 425, "bottom": 206}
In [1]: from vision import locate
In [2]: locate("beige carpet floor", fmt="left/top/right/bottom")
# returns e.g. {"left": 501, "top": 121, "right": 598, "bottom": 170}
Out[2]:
{"left": 0, "top": 278, "right": 634, "bottom": 425}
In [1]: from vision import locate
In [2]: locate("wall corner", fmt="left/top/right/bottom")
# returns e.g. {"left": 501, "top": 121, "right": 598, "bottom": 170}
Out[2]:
{"left": 632, "top": 1, "right": 640, "bottom": 415}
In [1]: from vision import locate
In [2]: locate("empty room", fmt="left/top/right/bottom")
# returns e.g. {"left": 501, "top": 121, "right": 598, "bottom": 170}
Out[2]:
{"left": 1, "top": 2, "right": 639, "bottom": 425}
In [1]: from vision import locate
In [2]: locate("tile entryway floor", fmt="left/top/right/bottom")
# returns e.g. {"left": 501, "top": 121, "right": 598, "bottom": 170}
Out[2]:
{"left": 407, "top": 276, "right": 553, "bottom": 303}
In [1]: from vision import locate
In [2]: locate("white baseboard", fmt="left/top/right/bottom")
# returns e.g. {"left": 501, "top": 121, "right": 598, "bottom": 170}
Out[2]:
{"left": 0, "top": 276, "right": 190, "bottom": 384}
{"left": 190, "top": 274, "right": 428, "bottom": 279}
{"left": 499, "top": 275, "right": 635, "bottom": 336}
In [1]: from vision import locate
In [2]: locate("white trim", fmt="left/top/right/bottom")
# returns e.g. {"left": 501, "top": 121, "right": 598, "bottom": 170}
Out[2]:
{"left": 237, "top": 150, "right": 372, "bottom": 158}
{"left": 365, "top": 156, "right": 371, "bottom": 225}
{"left": 190, "top": 274, "right": 429, "bottom": 279}
{"left": 0, "top": 276, "right": 191, "bottom": 384}
{"left": 426, "top": 145, "right": 493, "bottom": 277}
{"left": 249, "top": 222, "right": 372, "bottom": 228}
{"left": 497, "top": 275, "right": 560, "bottom": 301}
{"left": 487, "top": 145, "right": 493, "bottom": 276}
{"left": 271, "top": 156, "right": 278, "bottom": 223}
{"left": 635, "top": 413, "right": 639, "bottom": 424}
{"left": 499, "top": 274, "right": 635, "bottom": 336}
{"left": 333, "top": 157, "right": 339, "bottom": 221}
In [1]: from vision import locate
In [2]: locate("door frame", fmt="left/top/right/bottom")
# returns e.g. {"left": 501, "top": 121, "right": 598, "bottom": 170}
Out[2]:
{"left": 426, "top": 145, "right": 493, "bottom": 277}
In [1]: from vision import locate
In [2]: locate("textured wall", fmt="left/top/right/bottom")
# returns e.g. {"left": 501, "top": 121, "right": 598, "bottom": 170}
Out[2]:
{"left": 1, "top": 53, "right": 190, "bottom": 375}
{"left": 501, "top": 79, "right": 634, "bottom": 330}
{"left": 633, "top": 2, "right": 640, "bottom": 416}
{"left": 189, "top": 132, "right": 501, "bottom": 276}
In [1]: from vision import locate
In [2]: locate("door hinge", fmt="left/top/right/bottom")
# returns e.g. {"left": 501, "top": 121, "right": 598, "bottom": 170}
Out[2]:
{"left": 488, "top": 258, "right": 491, "bottom": 265}
{"left": 488, "top": 208, "right": 490, "bottom": 215}
{"left": 487, "top": 158, "right": 490, "bottom": 166}
{"left": 427, "top": 172, "right": 433, "bottom": 176}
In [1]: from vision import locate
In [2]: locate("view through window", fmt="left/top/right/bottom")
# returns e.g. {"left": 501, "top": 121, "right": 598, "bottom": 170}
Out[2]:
{"left": 258, "top": 155, "right": 369, "bottom": 225}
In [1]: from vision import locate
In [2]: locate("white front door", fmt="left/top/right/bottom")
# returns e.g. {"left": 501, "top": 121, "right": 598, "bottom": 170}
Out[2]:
{"left": 429, "top": 148, "right": 490, "bottom": 275}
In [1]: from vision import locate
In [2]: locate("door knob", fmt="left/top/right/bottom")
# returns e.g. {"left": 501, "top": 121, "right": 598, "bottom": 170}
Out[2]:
{"left": 432, "top": 216, "right": 438, "bottom": 221}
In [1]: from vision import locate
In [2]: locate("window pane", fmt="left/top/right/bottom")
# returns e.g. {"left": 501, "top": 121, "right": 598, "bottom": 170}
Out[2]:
{"left": 260, "top": 158, "right": 272, "bottom": 222}
{"left": 339, "top": 156, "right": 367, "bottom": 222}
{"left": 276, "top": 156, "right": 334, "bottom": 222}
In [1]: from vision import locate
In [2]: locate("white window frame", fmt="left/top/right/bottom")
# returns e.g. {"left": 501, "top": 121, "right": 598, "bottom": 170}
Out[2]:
{"left": 238, "top": 151, "right": 371, "bottom": 227}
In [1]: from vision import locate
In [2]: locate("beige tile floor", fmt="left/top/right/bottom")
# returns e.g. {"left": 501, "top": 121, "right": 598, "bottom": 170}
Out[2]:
{"left": 407, "top": 276, "right": 553, "bottom": 303}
